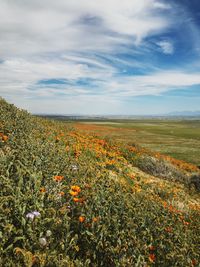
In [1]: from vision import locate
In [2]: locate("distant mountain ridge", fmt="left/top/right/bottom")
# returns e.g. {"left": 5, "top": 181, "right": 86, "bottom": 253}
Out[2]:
{"left": 166, "top": 111, "right": 200, "bottom": 116}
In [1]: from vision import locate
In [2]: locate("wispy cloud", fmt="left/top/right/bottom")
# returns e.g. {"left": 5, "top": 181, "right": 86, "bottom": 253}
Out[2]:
{"left": 0, "top": 0, "right": 200, "bottom": 114}
{"left": 157, "top": 40, "right": 174, "bottom": 54}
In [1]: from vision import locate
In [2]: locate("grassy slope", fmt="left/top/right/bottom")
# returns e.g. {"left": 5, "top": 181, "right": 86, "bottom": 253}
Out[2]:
{"left": 73, "top": 120, "right": 200, "bottom": 165}
{"left": 0, "top": 98, "right": 200, "bottom": 267}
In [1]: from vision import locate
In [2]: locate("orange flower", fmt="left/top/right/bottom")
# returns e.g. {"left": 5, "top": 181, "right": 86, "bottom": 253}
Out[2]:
{"left": 149, "top": 245, "right": 156, "bottom": 251}
{"left": 71, "top": 185, "right": 81, "bottom": 193}
{"left": 165, "top": 227, "right": 173, "bottom": 233}
{"left": 79, "top": 216, "right": 85, "bottom": 223}
{"left": 163, "top": 201, "right": 168, "bottom": 208}
{"left": 149, "top": 253, "right": 156, "bottom": 263}
{"left": 0, "top": 133, "right": 8, "bottom": 142}
{"left": 73, "top": 197, "right": 79, "bottom": 202}
{"left": 69, "top": 190, "right": 78, "bottom": 196}
{"left": 183, "top": 221, "right": 190, "bottom": 226}
{"left": 73, "top": 197, "right": 85, "bottom": 203}
{"left": 54, "top": 175, "right": 64, "bottom": 182}
{"left": 55, "top": 136, "right": 60, "bottom": 141}
{"left": 2, "top": 135, "right": 8, "bottom": 142}
{"left": 92, "top": 217, "right": 99, "bottom": 222}
{"left": 32, "top": 256, "right": 37, "bottom": 264}
{"left": 192, "top": 259, "right": 197, "bottom": 266}
{"left": 40, "top": 187, "right": 46, "bottom": 193}
{"left": 59, "top": 191, "right": 65, "bottom": 196}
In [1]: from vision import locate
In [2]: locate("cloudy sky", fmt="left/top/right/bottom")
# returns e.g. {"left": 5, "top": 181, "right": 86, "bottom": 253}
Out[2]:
{"left": 0, "top": 0, "right": 200, "bottom": 115}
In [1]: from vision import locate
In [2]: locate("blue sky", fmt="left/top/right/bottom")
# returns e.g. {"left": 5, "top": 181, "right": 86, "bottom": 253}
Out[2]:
{"left": 0, "top": 0, "right": 200, "bottom": 115}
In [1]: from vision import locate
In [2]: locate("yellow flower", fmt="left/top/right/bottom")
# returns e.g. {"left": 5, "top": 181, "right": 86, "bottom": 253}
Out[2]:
{"left": 69, "top": 190, "right": 78, "bottom": 196}
{"left": 71, "top": 185, "right": 81, "bottom": 193}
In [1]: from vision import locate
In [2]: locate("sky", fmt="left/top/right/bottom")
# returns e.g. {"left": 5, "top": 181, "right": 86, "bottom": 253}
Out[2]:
{"left": 0, "top": 0, "right": 200, "bottom": 115}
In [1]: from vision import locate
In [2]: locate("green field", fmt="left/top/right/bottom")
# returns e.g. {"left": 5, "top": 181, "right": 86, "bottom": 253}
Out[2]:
{"left": 74, "top": 119, "right": 200, "bottom": 166}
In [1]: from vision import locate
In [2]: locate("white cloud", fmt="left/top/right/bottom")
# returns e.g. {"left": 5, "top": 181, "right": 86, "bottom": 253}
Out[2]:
{"left": 157, "top": 40, "right": 174, "bottom": 54}
{"left": 0, "top": 0, "right": 199, "bottom": 114}
{"left": 0, "top": 0, "right": 172, "bottom": 58}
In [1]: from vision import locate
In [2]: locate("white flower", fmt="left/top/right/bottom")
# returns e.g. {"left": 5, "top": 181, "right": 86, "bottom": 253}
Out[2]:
{"left": 39, "top": 237, "right": 47, "bottom": 246}
{"left": 46, "top": 230, "right": 52, "bottom": 237}
{"left": 26, "top": 211, "right": 41, "bottom": 220}
{"left": 71, "top": 164, "right": 78, "bottom": 171}
{"left": 26, "top": 213, "right": 35, "bottom": 221}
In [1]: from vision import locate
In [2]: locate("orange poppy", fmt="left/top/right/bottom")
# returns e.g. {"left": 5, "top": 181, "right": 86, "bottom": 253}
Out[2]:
{"left": 73, "top": 197, "right": 85, "bottom": 203}
{"left": 69, "top": 190, "right": 78, "bottom": 196}
{"left": 3, "top": 135, "right": 8, "bottom": 142}
{"left": 71, "top": 185, "right": 81, "bottom": 193}
{"left": 149, "top": 254, "right": 156, "bottom": 263}
{"left": 149, "top": 246, "right": 156, "bottom": 251}
{"left": 79, "top": 216, "right": 85, "bottom": 223}
{"left": 54, "top": 175, "right": 64, "bottom": 182}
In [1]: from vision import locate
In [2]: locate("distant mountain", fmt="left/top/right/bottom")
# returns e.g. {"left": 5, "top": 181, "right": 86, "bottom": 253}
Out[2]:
{"left": 166, "top": 111, "right": 200, "bottom": 116}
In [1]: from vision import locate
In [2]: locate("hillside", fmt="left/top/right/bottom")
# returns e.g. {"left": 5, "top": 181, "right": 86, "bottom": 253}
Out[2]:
{"left": 0, "top": 98, "right": 200, "bottom": 267}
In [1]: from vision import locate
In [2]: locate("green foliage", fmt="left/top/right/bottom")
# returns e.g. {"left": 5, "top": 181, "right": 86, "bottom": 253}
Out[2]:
{"left": 0, "top": 98, "right": 200, "bottom": 266}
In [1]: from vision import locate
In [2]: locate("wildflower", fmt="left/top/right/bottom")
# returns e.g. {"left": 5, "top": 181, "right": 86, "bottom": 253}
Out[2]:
{"left": 192, "top": 259, "right": 197, "bottom": 266}
{"left": 39, "top": 237, "right": 47, "bottom": 246}
{"left": 92, "top": 217, "right": 99, "bottom": 222}
{"left": 26, "top": 211, "right": 40, "bottom": 220}
{"left": 69, "top": 190, "right": 78, "bottom": 196}
{"left": 55, "top": 136, "right": 60, "bottom": 142}
{"left": 40, "top": 187, "right": 46, "bottom": 193}
{"left": 59, "top": 191, "right": 65, "bottom": 196}
{"left": 26, "top": 213, "right": 35, "bottom": 221}
{"left": 73, "top": 197, "right": 79, "bottom": 202}
{"left": 165, "top": 227, "right": 173, "bottom": 233}
{"left": 71, "top": 164, "right": 78, "bottom": 171}
{"left": 73, "top": 197, "right": 85, "bottom": 203}
{"left": 149, "top": 253, "right": 156, "bottom": 263}
{"left": 32, "top": 255, "right": 37, "bottom": 264}
{"left": 2, "top": 135, "right": 8, "bottom": 142}
{"left": 79, "top": 216, "right": 85, "bottom": 223}
{"left": 54, "top": 175, "right": 64, "bottom": 182}
{"left": 149, "top": 245, "right": 156, "bottom": 251}
{"left": 14, "top": 247, "right": 23, "bottom": 255}
{"left": 46, "top": 230, "right": 52, "bottom": 237}
{"left": 71, "top": 185, "right": 81, "bottom": 193}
